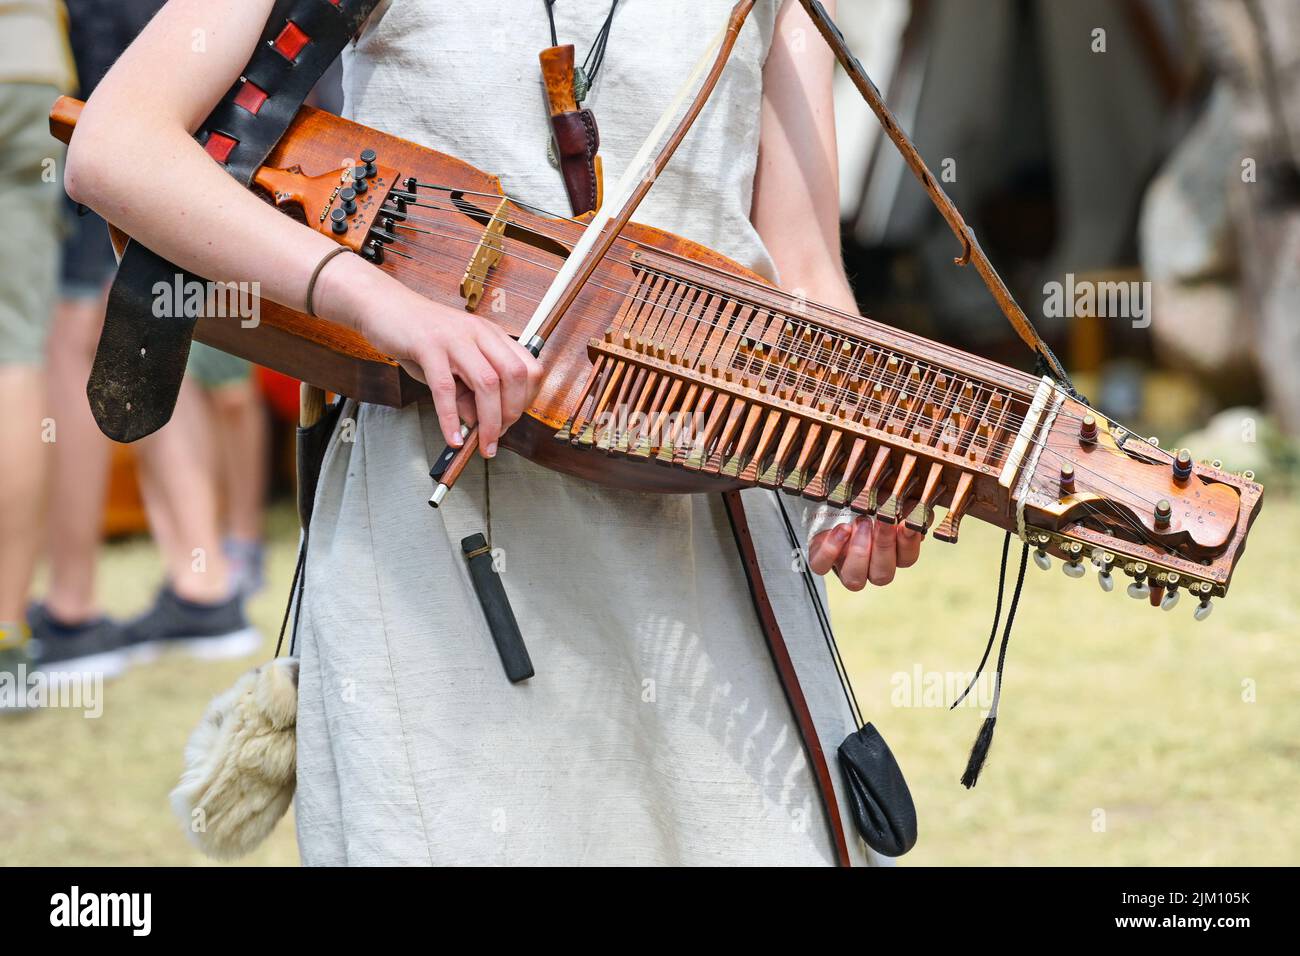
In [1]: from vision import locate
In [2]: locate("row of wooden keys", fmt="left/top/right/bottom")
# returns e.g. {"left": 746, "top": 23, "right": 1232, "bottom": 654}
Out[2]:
{"left": 555, "top": 300, "right": 1032, "bottom": 542}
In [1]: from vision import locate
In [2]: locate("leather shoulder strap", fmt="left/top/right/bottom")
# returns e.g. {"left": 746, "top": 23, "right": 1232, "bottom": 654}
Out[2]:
{"left": 721, "top": 490, "right": 853, "bottom": 867}
{"left": 88, "top": 0, "right": 381, "bottom": 442}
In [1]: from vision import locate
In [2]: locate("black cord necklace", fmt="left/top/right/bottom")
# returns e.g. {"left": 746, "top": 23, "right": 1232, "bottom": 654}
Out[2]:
{"left": 544, "top": 0, "right": 620, "bottom": 104}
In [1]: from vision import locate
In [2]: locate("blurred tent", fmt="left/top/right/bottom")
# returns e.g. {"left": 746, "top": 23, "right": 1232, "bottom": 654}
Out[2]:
{"left": 831, "top": 0, "right": 1192, "bottom": 354}
{"left": 1141, "top": 0, "right": 1300, "bottom": 436}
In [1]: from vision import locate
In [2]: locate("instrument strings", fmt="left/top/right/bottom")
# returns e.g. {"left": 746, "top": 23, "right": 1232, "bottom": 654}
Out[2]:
{"left": 395, "top": 184, "right": 1183, "bottom": 468}
{"left": 388, "top": 210, "right": 1073, "bottom": 463}
{"left": 373, "top": 189, "right": 1190, "bottom": 555}
{"left": 389, "top": 203, "right": 1034, "bottom": 439}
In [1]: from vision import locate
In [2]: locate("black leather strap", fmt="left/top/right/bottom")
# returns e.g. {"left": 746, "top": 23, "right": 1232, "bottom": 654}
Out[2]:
{"left": 88, "top": 0, "right": 380, "bottom": 442}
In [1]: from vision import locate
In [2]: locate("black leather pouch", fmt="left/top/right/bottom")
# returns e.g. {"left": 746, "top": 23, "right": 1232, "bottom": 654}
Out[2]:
{"left": 837, "top": 723, "right": 918, "bottom": 857}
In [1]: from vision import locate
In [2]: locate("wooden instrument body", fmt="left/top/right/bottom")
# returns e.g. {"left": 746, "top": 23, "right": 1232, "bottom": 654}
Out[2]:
{"left": 189, "top": 106, "right": 1035, "bottom": 512}
{"left": 50, "top": 97, "right": 1263, "bottom": 602}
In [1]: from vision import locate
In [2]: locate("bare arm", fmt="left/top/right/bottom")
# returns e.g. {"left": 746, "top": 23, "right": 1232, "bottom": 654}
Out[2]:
{"left": 752, "top": 0, "right": 921, "bottom": 589}
{"left": 65, "top": 0, "right": 538, "bottom": 455}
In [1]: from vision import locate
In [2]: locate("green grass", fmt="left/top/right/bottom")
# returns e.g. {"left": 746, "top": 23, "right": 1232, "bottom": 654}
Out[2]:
{"left": 2, "top": 498, "right": 1296, "bottom": 866}
{"left": 828, "top": 496, "right": 1300, "bottom": 865}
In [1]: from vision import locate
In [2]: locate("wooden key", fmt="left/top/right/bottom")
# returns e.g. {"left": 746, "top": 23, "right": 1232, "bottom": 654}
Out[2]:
{"left": 851, "top": 445, "right": 893, "bottom": 514}
{"left": 722, "top": 403, "right": 766, "bottom": 477}
{"left": 876, "top": 452, "right": 918, "bottom": 523}
{"left": 782, "top": 421, "right": 823, "bottom": 494}
{"left": 905, "top": 461, "right": 946, "bottom": 534}
{"left": 579, "top": 359, "right": 629, "bottom": 446}
{"left": 933, "top": 471, "right": 974, "bottom": 543}
{"left": 597, "top": 365, "right": 644, "bottom": 452}
{"left": 557, "top": 353, "right": 607, "bottom": 442}
{"left": 616, "top": 369, "right": 660, "bottom": 456}
{"left": 686, "top": 393, "right": 733, "bottom": 470}
{"left": 739, "top": 408, "right": 785, "bottom": 483}
{"left": 760, "top": 415, "right": 804, "bottom": 488}
{"left": 705, "top": 399, "right": 748, "bottom": 474}
{"left": 803, "top": 426, "right": 843, "bottom": 500}
{"left": 829, "top": 436, "right": 869, "bottom": 506}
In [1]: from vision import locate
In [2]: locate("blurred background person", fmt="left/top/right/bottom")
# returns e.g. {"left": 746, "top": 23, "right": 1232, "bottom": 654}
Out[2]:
{"left": 0, "top": 0, "right": 75, "bottom": 677}
{"left": 29, "top": 0, "right": 261, "bottom": 674}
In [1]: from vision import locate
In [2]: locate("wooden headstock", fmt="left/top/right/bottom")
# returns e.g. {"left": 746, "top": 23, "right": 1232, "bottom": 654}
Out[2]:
{"left": 252, "top": 154, "right": 402, "bottom": 257}
{"left": 1015, "top": 388, "right": 1263, "bottom": 616}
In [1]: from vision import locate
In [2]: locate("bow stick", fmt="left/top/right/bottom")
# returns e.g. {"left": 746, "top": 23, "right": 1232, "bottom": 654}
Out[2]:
{"left": 429, "top": 0, "right": 758, "bottom": 506}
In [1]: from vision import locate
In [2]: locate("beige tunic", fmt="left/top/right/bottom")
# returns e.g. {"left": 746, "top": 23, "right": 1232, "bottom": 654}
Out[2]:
{"left": 294, "top": 0, "right": 878, "bottom": 866}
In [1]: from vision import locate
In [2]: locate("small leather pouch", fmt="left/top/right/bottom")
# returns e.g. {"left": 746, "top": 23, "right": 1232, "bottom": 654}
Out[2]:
{"left": 837, "top": 723, "right": 918, "bottom": 857}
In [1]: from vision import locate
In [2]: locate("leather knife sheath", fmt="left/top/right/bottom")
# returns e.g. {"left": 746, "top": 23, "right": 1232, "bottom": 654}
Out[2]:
{"left": 539, "top": 44, "right": 603, "bottom": 216}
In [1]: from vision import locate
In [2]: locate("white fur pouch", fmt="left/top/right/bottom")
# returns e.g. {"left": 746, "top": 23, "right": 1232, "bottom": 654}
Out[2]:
{"left": 170, "top": 657, "right": 299, "bottom": 860}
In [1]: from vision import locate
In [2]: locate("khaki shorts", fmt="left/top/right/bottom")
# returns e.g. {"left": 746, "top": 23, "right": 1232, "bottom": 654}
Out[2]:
{"left": 0, "top": 83, "right": 64, "bottom": 367}
{"left": 187, "top": 342, "right": 252, "bottom": 389}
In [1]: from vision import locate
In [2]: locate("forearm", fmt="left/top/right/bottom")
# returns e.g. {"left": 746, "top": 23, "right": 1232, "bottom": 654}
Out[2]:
{"left": 68, "top": 125, "right": 346, "bottom": 317}
{"left": 775, "top": 257, "right": 859, "bottom": 317}
{"left": 752, "top": 0, "right": 856, "bottom": 317}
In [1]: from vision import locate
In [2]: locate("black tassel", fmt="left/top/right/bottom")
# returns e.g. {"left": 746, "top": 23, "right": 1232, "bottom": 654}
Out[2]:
{"left": 960, "top": 716, "right": 997, "bottom": 788}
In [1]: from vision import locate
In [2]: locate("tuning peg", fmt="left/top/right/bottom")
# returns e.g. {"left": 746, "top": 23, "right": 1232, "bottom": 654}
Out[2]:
{"left": 1161, "top": 573, "right": 1181, "bottom": 611}
{"left": 1079, "top": 414, "right": 1098, "bottom": 445}
{"left": 1092, "top": 549, "right": 1114, "bottom": 591}
{"left": 1194, "top": 597, "right": 1213, "bottom": 621}
{"left": 1126, "top": 562, "right": 1150, "bottom": 600}
{"left": 1059, "top": 462, "right": 1075, "bottom": 496}
{"left": 1173, "top": 448, "right": 1193, "bottom": 484}
{"left": 360, "top": 147, "right": 378, "bottom": 179}
{"left": 1061, "top": 541, "right": 1085, "bottom": 577}
{"left": 1154, "top": 499, "right": 1172, "bottom": 530}
{"left": 1033, "top": 535, "right": 1051, "bottom": 571}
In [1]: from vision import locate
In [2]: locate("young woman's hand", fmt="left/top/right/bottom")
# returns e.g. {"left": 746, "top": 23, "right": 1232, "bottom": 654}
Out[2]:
{"left": 807, "top": 517, "right": 923, "bottom": 591}
{"left": 318, "top": 253, "right": 542, "bottom": 457}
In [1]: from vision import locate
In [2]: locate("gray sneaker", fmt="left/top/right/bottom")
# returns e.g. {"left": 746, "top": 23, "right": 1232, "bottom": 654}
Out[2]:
{"left": 27, "top": 604, "right": 130, "bottom": 678}
{"left": 121, "top": 587, "right": 261, "bottom": 661}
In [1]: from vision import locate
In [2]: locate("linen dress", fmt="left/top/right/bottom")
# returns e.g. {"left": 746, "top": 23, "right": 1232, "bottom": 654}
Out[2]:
{"left": 295, "top": 0, "right": 879, "bottom": 866}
